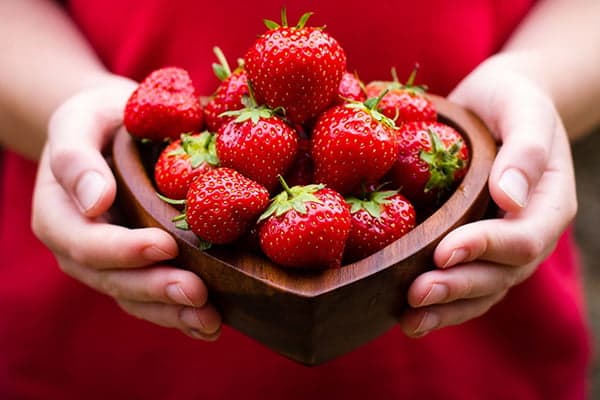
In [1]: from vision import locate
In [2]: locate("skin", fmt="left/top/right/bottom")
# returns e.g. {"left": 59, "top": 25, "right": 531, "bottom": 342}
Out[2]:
{"left": 1, "top": 0, "right": 599, "bottom": 340}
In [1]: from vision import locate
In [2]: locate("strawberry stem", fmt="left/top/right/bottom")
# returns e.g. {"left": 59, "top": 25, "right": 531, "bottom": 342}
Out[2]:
{"left": 406, "top": 64, "right": 419, "bottom": 86}
{"left": 212, "top": 46, "right": 232, "bottom": 81}
{"left": 278, "top": 175, "right": 294, "bottom": 197}
{"left": 264, "top": 9, "right": 314, "bottom": 30}
{"left": 156, "top": 192, "right": 187, "bottom": 206}
{"left": 296, "top": 11, "right": 313, "bottom": 29}
{"left": 391, "top": 67, "right": 400, "bottom": 84}
{"left": 258, "top": 181, "right": 324, "bottom": 222}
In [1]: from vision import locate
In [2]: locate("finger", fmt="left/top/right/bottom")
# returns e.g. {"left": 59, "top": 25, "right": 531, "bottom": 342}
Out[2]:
{"left": 116, "top": 300, "right": 221, "bottom": 341}
{"left": 434, "top": 129, "right": 576, "bottom": 269}
{"left": 399, "top": 290, "right": 507, "bottom": 338}
{"left": 406, "top": 262, "right": 527, "bottom": 308}
{"left": 47, "top": 83, "right": 135, "bottom": 217}
{"left": 91, "top": 265, "right": 210, "bottom": 306}
{"left": 33, "top": 148, "right": 178, "bottom": 269}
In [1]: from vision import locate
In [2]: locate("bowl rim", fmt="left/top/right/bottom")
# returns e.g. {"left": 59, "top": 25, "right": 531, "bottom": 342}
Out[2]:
{"left": 112, "top": 94, "right": 496, "bottom": 297}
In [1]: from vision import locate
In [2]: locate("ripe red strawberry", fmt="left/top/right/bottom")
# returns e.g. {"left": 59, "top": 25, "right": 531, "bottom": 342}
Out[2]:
{"left": 204, "top": 47, "right": 249, "bottom": 132}
{"left": 258, "top": 180, "right": 351, "bottom": 269}
{"left": 344, "top": 189, "right": 416, "bottom": 262}
{"left": 124, "top": 67, "right": 204, "bottom": 141}
{"left": 282, "top": 136, "right": 314, "bottom": 187}
{"left": 185, "top": 168, "right": 269, "bottom": 245}
{"left": 365, "top": 67, "right": 436, "bottom": 124}
{"left": 244, "top": 10, "right": 347, "bottom": 124}
{"left": 154, "top": 132, "right": 219, "bottom": 200}
{"left": 388, "top": 121, "right": 470, "bottom": 208}
{"left": 216, "top": 103, "right": 298, "bottom": 192}
{"left": 336, "top": 71, "right": 366, "bottom": 104}
{"left": 311, "top": 98, "right": 399, "bottom": 194}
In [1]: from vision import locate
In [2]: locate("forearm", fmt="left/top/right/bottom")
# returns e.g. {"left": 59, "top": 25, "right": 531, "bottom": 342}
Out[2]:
{"left": 0, "top": 0, "right": 120, "bottom": 160}
{"left": 495, "top": 0, "right": 600, "bottom": 139}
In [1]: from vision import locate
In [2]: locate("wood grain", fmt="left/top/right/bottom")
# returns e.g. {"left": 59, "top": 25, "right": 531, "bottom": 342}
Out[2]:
{"left": 112, "top": 94, "right": 496, "bottom": 365}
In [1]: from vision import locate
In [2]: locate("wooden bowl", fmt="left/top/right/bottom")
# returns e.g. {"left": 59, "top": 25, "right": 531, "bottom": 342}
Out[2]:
{"left": 112, "top": 94, "right": 496, "bottom": 366}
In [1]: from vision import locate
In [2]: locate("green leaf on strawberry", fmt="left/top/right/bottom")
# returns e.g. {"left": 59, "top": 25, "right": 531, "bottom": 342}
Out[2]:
{"left": 258, "top": 177, "right": 324, "bottom": 222}
{"left": 347, "top": 90, "right": 397, "bottom": 129}
{"left": 419, "top": 129, "right": 465, "bottom": 193}
{"left": 169, "top": 131, "right": 220, "bottom": 168}
{"left": 346, "top": 190, "right": 399, "bottom": 220}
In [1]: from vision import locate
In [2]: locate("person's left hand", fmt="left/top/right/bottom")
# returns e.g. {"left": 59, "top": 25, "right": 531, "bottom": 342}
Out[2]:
{"left": 398, "top": 55, "right": 577, "bottom": 337}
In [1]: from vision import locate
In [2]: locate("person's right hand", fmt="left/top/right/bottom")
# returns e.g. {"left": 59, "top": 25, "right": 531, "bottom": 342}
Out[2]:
{"left": 31, "top": 75, "right": 222, "bottom": 340}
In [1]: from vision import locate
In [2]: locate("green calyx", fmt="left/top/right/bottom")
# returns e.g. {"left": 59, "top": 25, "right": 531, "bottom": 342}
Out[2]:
{"left": 168, "top": 131, "right": 220, "bottom": 168}
{"left": 264, "top": 8, "right": 314, "bottom": 30}
{"left": 346, "top": 189, "right": 398, "bottom": 220}
{"left": 156, "top": 193, "right": 212, "bottom": 250}
{"left": 373, "top": 65, "right": 428, "bottom": 95}
{"left": 346, "top": 90, "right": 397, "bottom": 129}
{"left": 212, "top": 46, "right": 244, "bottom": 81}
{"left": 420, "top": 129, "right": 465, "bottom": 192}
{"left": 211, "top": 46, "right": 231, "bottom": 81}
{"left": 219, "top": 87, "right": 284, "bottom": 124}
{"left": 258, "top": 176, "right": 324, "bottom": 223}
{"left": 155, "top": 193, "right": 189, "bottom": 229}
{"left": 156, "top": 193, "right": 211, "bottom": 249}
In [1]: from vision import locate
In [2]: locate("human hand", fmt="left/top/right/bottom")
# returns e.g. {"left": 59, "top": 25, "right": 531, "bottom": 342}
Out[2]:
{"left": 31, "top": 77, "right": 222, "bottom": 340}
{"left": 398, "top": 55, "right": 577, "bottom": 337}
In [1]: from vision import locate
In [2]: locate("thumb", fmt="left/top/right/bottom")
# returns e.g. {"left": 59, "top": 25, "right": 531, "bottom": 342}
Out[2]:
{"left": 450, "top": 65, "right": 556, "bottom": 212}
{"left": 48, "top": 80, "right": 136, "bottom": 217}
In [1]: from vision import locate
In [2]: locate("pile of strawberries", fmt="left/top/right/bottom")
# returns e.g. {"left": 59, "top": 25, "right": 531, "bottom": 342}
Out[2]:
{"left": 123, "top": 11, "right": 470, "bottom": 270}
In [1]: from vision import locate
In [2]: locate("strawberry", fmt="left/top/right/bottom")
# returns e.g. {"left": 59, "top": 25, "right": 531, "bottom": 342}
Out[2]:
{"left": 203, "top": 47, "right": 249, "bottom": 132}
{"left": 244, "top": 10, "right": 347, "bottom": 124}
{"left": 388, "top": 121, "right": 470, "bottom": 209}
{"left": 258, "top": 179, "right": 351, "bottom": 269}
{"left": 336, "top": 71, "right": 366, "bottom": 104}
{"left": 311, "top": 97, "right": 399, "bottom": 194}
{"left": 124, "top": 67, "right": 204, "bottom": 141}
{"left": 344, "top": 189, "right": 416, "bottom": 262}
{"left": 283, "top": 136, "right": 314, "bottom": 187}
{"left": 184, "top": 168, "right": 269, "bottom": 245}
{"left": 365, "top": 66, "right": 436, "bottom": 124}
{"left": 154, "top": 132, "right": 219, "bottom": 200}
{"left": 216, "top": 101, "right": 298, "bottom": 192}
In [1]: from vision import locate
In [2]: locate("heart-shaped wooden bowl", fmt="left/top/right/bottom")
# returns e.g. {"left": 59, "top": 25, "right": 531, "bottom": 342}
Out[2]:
{"left": 112, "top": 94, "right": 496, "bottom": 366}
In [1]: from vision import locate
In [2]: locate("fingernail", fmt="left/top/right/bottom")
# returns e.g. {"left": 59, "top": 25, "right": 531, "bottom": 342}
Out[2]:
{"left": 142, "top": 245, "right": 175, "bottom": 261}
{"left": 166, "top": 283, "right": 194, "bottom": 306}
{"left": 498, "top": 168, "right": 529, "bottom": 208}
{"left": 180, "top": 307, "right": 220, "bottom": 335}
{"left": 412, "top": 312, "right": 440, "bottom": 336}
{"left": 75, "top": 171, "right": 106, "bottom": 212}
{"left": 419, "top": 283, "right": 449, "bottom": 306}
{"left": 188, "top": 328, "right": 220, "bottom": 341}
{"left": 442, "top": 248, "right": 469, "bottom": 268}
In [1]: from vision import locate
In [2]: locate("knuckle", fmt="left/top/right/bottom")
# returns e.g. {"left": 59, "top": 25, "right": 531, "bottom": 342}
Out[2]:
{"left": 116, "top": 300, "right": 144, "bottom": 321}
{"left": 522, "top": 236, "right": 545, "bottom": 264}
{"left": 521, "top": 141, "right": 549, "bottom": 172}
{"left": 65, "top": 245, "right": 90, "bottom": 269}
{"left": 30, "top": 212, "right": 46, "bottom": 243}
{"left": 518, "top": 234, "right": 545, "bottom": 265}
{"left": 499, "top": 271, "right": 517, "bottom": 292}
{"left": 98, "top": 273, "right": 123, "bottom": 299}
{"left": 457, "top": 275, "right": 476, "bottom": 299}
{"left": 49, "top": 145, "right": 79, "bottom": 180}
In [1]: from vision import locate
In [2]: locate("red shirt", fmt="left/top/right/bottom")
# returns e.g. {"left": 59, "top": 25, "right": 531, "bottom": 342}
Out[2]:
{"left": 0, "top": 1, "right": 591, "bottom": 398}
